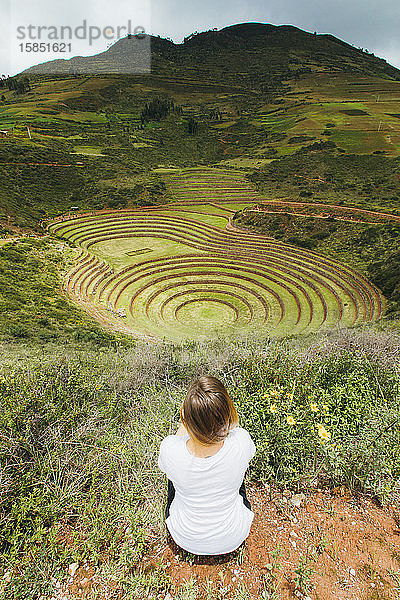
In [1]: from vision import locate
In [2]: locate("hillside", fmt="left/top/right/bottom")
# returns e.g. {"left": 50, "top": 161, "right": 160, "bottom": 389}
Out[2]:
{"left": 2, "top": 21, "right": 400, "bottom": 600}
{"left": 1, "top": 23, "right": 400, "bottom": 336}
{"left": 1, "top": 24, "right": 400, "bottom": 228}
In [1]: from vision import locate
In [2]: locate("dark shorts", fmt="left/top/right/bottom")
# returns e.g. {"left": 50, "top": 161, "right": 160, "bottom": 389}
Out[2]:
{"left": 164, "top": 478, "right": 251, "bottom": 520}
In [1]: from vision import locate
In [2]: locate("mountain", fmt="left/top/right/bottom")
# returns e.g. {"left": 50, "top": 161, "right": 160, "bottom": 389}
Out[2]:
{"left": 3, "top": 20, "right": 400, "bottom": 234}
{"left": 24, "top": 22, "right": 400, "bottom": 84}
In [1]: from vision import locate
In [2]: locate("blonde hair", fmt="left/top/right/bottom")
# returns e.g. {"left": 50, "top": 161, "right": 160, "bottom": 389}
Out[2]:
{"left": 180, "top": 375, "right": 239, "bottom": 446}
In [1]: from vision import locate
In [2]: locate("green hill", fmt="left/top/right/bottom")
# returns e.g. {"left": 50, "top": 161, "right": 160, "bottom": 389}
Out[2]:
{"left": 1, "top": 22, "right": 400, "bottom": 225}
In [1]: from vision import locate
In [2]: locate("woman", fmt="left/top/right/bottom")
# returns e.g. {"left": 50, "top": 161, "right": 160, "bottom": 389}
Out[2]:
{"left": 158, "top": 375, "right": 256, "bottom": 555}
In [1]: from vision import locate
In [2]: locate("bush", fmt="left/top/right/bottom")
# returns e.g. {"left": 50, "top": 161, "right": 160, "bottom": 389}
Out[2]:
{"left": 287, "top": 235, "right": 316, "bottom": 249}
{"left": 368, "top": 250, "right": 400, "bottom": 299}
{"left": 235, "top": 349, "right": 400, "bottom": 494}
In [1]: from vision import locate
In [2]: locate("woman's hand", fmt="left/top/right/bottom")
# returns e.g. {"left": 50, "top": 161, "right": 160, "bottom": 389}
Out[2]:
{"left": 175, "top": 422, "right": 188, "bottom": 436}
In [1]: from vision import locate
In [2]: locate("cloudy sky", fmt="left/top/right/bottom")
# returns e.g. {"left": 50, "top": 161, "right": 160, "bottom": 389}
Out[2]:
{"left": 1, "top": 0, "right": 400, "bottom": 75}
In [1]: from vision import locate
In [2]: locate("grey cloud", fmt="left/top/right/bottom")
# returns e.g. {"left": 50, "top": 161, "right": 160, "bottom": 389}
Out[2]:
{"left": 1, "top": 0, "right": 399, "bottom": 73}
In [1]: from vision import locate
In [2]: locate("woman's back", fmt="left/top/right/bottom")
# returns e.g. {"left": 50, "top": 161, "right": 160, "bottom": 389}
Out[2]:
{"left": 158, "top": 426, "right": 256, "bottom": 555}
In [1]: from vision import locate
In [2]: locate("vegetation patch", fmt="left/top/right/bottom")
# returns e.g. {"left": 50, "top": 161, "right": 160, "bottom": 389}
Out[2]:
{"left": 0, "top": 237, "right": 120, "bottom": 344}
{"left": 0, "top": 332, "right": 399, "bottom": 597}
{"left": 339, "top": 109, "right": 370, "bottom": 116}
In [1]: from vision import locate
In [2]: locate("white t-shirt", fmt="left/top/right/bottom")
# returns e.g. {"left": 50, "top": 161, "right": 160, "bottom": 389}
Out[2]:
{"left": 158, "top": 426, "right": 256, "bottom": 555}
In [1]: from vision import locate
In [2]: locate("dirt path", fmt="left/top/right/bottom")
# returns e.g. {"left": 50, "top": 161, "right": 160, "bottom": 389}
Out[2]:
{"left": 245, "top": 208, "right": 382, "bottom": 225}
{"left": 256, "top": 200, "right": 400, "bottom": 223}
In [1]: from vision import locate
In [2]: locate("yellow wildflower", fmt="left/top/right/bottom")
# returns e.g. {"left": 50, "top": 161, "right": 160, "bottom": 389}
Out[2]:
{"left": 269, "top": 404, "right": 278, "bottom": 414}
{"left": 286, "top": 393, "right": 294, "bottom": 400}
{"left": 316, "top": 423, "right": 331, "bottom": 441}
{"left": 270, "top": 390, "right": 280, "bottom": 398}
{"left": 286, "top": 416, "right": 296, "bottom": 425}
{"left": 310, "top": 403, "right": 319, "bottom": 412}
{"left": 322, "top": 404, "right": 329, "bottom": 411}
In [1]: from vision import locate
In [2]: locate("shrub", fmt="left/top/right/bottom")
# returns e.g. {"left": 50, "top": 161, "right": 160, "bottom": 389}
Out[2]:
{"left": 235, "top": 349, "right": 400, "bottom": 494}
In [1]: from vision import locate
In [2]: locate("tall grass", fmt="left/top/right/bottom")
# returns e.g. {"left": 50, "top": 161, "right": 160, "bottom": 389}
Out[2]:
{"left": 0, "top": 328, "right": 399, "bottom": 598}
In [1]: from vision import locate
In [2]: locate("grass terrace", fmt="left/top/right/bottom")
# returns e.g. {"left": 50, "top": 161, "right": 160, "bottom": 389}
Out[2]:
{"left": 47, "top": 169, "right": 385, "bottom": 342}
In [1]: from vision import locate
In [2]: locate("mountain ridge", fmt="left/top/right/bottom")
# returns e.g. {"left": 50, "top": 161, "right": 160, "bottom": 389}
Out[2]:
{"left": 23, "top": 22, "right": 400, "bottom": 81}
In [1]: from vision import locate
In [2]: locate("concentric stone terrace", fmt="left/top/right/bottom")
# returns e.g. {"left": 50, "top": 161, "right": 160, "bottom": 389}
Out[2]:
{"left": 48, "top": 168, "right": 384, "bottom": 341}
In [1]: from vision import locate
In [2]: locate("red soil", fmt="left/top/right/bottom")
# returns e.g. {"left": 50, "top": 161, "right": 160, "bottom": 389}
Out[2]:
{"left": 56, "top": 484, "right": 400, "bottom": 600}
{"left": 141, "top": 483, "right": 400, "bottom": 600}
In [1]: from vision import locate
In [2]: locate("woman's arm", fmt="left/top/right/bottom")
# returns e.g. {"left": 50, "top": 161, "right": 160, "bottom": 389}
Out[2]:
{"left": 175, "top": 422, "right": 188, "bottom": 436}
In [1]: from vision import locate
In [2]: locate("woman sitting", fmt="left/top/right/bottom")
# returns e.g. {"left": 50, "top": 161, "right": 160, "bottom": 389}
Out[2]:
{"left": 158, "top": 375, "right": 256, "bottom": 555}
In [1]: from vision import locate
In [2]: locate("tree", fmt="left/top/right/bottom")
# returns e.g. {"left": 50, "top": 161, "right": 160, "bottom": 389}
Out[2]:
{"left": 140, "top": 97, "right": 174, "bottom": 124}
{"left": 6, "top": 76, "right": 31, "bottom": 94}
{"left": 187, "top": 117, "right": 199, "bottom": 134}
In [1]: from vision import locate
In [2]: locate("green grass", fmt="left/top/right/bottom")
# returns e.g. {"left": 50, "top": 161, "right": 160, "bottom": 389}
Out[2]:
{"left": 0, "top": 238, "right": 121, "bottom": 344}
{"left": 73, "top": 145, "right": 105, "bottom": 156}
{"left": 217, "top": 156, "right": 275, "bottom": 168}
{"left": 165, "top": 203, "right": 236, "bottom": 216}
{"left": 329, "top": 130, "right": 394, "bottom": 153}
{"left": 156, "top": 210, "right": 229, "bottom": 228}
{"left": 89, "top": 236, "right": 205, "bottom": 270}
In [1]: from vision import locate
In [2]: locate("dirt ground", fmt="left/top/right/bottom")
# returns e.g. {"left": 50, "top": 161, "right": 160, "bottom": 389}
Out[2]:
{"left": 49, "top": 483, "right": 400, "bottom": 600}
{"left": 141, "top": 482, "right": 400, "bottom": 599}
